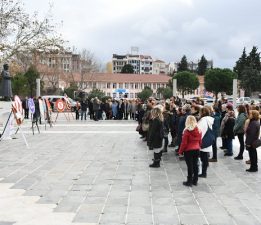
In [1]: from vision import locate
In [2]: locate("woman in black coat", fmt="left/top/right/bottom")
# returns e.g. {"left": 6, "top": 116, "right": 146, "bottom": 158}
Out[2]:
{"left": 148, "top": 107, "right": 164, "bottom": 168}
{"left": 222, "top": 110, "right": 235, "bottom": 156}
{"left": 245, "top": 110, "right": 260, "bottom": 172}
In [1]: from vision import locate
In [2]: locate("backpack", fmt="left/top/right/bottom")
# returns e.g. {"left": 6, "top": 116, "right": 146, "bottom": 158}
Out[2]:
{"left": 201, "top": 125, "right": 215, "bottom": 149}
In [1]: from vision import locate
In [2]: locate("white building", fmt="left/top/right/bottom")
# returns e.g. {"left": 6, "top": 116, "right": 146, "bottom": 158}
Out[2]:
{"left": 76, "top": 73, "right": 171, "bottom": 99}
{"left": 153, "top": 59, "right": 169, "bottom": 74}
{"left": 112, "top": 54, "right": 153, "bottom": 74}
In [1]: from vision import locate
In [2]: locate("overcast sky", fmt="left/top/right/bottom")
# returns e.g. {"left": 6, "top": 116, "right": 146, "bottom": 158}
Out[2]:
{"left": 23, "top": 0, "right": 261, "bottom": 69}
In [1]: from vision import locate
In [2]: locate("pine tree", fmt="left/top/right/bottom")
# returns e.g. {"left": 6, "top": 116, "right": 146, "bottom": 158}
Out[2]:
{"left": 197, "top": 55, "right": 208, "bottom": 75}
{"left": 233, "top": 47, "right": 247, "bottom": 80}
{"left": 246, "top": 46, "right": 261, "bottom": 71}
{"left": 177, "top": 55, "right": 188, "bottom": 72}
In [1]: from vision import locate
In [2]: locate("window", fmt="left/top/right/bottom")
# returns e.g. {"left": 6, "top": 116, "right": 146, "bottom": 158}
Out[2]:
{"left": 135, "top": 93, "right": 138, "bottom": 98}
{"left": 107, "top": 92, "right": 111, "bottom": 97}
{"left": 134, "top": 83, "right": 138, "bottom": 89}
{"left": 113, "top": 83, "right": 117, "bottom": 88}
{"left": 153, "top": 83, "right": 156, "bottom": 89}
{"left": 130, "top": 93, "right": 134, "bottom": 98}
{"left": 157, "top": 83, "right": 161, "bottom": 88}
{"left": 107, "top": 83, "right": 111, "bottom": 88}
{"left": 125, "top": 83, "right": 129, "bottom": 88}
{"left": 130, "top": 83, "right": 134, "bottom": 89}
{"left": 119, "top": 83, "right": 123, "bottom": 88}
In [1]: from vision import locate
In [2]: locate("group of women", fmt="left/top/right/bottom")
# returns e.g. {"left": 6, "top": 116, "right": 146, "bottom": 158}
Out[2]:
{"left": 137, "top": 97, "right": 261, "bottom": 187}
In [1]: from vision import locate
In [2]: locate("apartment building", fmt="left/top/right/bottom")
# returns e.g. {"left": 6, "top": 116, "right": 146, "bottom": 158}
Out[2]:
{"left": 153, "top": 60, "right": 169, "bottom": 74}
{"left": 112, "top": 54, "right": 153, "bottom": 74}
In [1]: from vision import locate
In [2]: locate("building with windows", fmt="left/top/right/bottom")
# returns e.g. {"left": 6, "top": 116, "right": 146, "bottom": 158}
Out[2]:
{"left": 153, "top": 60, "right": 169, "bottom": 74}
{"left": 76, "top": 73, "right": 171, "bottom": 99}
{"left": 112, "top": 54, "right": 153, "bottom": 74}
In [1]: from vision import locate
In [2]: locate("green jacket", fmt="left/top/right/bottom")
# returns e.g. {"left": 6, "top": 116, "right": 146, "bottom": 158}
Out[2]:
{"left": 233, "top": 113, "right": 247, "bottom": 134}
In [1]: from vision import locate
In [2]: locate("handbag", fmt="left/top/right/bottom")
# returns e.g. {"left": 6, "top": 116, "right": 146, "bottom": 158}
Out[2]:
{"left": 142, "top": 122, "right": 149, "bottom": 132}
{"left": 201, "top": 126, "right": 215, "bottom": 149}
{"left": 252, "top": 139, "right": 261, "bottom": 149}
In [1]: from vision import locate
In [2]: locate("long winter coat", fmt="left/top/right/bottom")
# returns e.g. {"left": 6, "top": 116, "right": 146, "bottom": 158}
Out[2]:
{"left": 222, "top": 112, "right": 235, "bottom": 139}
{"left": 148, "top": 118, "right": 163, "bottom": 149}
{"left": 233, "top": 112, "right": 247, "bottom": 135}
{"left": 245, "top": 119, "right": 260, "bottom": 146}
{"left": 0, "top": 69, "right": 12, "bottom": 97}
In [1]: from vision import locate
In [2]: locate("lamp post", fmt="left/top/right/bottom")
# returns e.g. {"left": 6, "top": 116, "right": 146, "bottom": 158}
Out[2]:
{"left": 173, "top": 78, "right": 177, "bottom": 97}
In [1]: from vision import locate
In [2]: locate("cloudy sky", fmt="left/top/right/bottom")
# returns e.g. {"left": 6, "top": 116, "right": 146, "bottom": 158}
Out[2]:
{"left": 24, "top": 0, "right": 261, "bottom": 69}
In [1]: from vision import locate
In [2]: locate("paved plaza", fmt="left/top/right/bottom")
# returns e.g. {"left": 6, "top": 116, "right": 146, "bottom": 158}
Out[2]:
{"left": 0, "top": 116, "right": 261, "bottom": 225}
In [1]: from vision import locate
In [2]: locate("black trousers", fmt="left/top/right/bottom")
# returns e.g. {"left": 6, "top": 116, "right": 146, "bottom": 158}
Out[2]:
{"left": 184, "top": 150, "right": 199, "bottom": 181}
{"left": 212, "top": 137, "right": 217, "bottom": 159}
{"left": 200, "top": 151, "right": 209, "bottom": 175}
{"left": 248, "top": 147, "right": 258, "bottom": 170}
{"left": 24, "top": 108, "right": 29, "bottom": 119}
{"left": 237, "top": 133, "right": 245, "bottom": 157}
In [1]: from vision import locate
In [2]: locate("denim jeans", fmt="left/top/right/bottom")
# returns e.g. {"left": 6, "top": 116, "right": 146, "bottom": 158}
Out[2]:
{"left": 81, "top": 110, "right": 87, "bottom": 120}
{"left": 225, "top": 138, "right": 233, "bottom": 155}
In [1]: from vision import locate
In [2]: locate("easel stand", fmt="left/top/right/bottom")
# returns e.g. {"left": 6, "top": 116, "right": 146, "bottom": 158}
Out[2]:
{"left": 0, "top": 110, "right": 12, "bottom": 141}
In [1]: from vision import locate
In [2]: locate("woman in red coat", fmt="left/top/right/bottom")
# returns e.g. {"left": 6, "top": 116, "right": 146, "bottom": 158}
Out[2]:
{"left": 179, "top": 116, "right": 202, "bottom": 186}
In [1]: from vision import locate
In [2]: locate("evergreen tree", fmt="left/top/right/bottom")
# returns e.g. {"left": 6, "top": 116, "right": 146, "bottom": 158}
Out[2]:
{"left": 121, "top": 64, "right": 134, "bottom": 74}
{"left": 197, "top": 55, "right": 208, "bottom": 75}
{"left": 174, "top": 71, "right": 199, "bottom": 98}
{"left": 240, "top": 66, "right": 261, "bottom": 96}
{"left": 177, "top": 55, "right": 188, "bottom": 72}
{"left": 24, "top": 66, "right": 41, "bottom": 97}
{"left": 233, "top": 47, "right": 247, "bottom": 80}
{"left": 205, "top": 68, "right": 236, "bottom": 100}
{"left": 246, "top": 46, "right": 261, "bottom": 71}
{"left": 137, "top": 87, "right": 153, "bottom": 101}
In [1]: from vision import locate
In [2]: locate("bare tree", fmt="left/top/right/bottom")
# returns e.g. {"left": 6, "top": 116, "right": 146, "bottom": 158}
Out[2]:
{"left": 0, "top": 0, "right": 65, "bottom": 64}
{"left": 79, "top": 49, "right": 100, "bottom": 89}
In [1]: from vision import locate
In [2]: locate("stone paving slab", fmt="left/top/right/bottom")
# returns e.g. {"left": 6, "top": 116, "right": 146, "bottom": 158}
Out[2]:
{"left": 1, "top": 120, "right": 261, "bottom": 224}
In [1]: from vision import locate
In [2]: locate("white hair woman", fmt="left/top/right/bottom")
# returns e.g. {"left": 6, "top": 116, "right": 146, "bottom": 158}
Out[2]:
{"left": 179, "top": 116, "right": 202, "bottom": 186}
{"left": 148, "top": 107, "right": 164, "bottom": 168}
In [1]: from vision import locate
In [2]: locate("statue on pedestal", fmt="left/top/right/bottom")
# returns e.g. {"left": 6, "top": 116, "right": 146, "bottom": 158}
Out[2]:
{"left": 0, "top": 64, "right": 13, "bottom": 100}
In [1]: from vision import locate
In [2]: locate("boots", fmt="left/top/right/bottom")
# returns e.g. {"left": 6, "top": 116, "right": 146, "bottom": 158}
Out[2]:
{"left": 149, "top": 152, "right": 161, "bottom": 168}
{"left": 198, "top": 166, "right": 207, "bottom": 178}
{"left": 192, "top": 176, "right": 198, "bottom": 186}
{"left": 183, "top": 176, "right": 192, "bottom": 187}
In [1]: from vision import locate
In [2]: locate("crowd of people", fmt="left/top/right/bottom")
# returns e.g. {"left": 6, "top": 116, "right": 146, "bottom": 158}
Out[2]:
{"left": 75, "top": 98, "right": 138, "bottom": 121}
{"left": 136, "top": 96, "right": 261, "bottom": 187}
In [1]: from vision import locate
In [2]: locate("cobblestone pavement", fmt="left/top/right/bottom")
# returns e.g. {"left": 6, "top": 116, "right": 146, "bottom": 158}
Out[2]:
{"left": 0, "top": 118, "right": 261, "bottom": 225}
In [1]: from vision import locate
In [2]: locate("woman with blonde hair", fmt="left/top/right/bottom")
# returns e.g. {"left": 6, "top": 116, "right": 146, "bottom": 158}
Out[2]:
{"left": 179, "top": 116, "right": 202, "bottom": 186}
{"left": 148, "top": 107, "right": 164, "bottom": 168}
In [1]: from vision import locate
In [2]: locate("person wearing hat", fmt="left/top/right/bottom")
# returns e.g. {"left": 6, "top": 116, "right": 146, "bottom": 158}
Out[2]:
{"left": 0, "top": 64, "right": 13, "bottom": 100}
